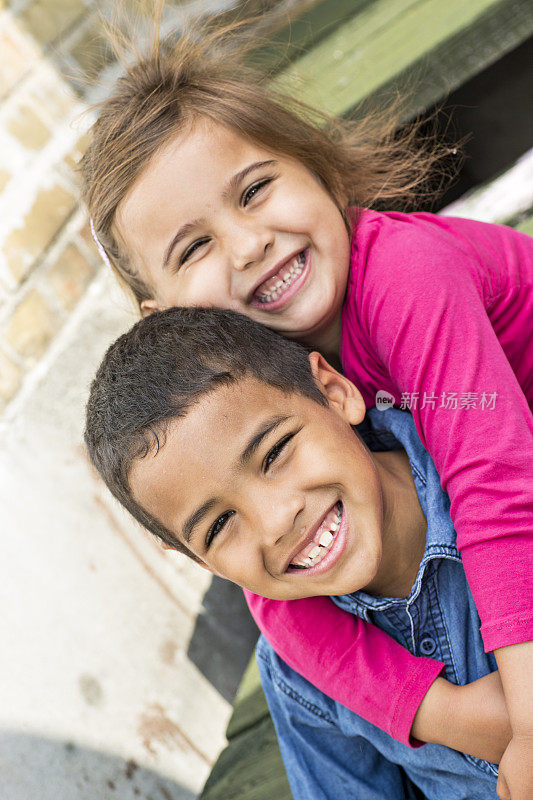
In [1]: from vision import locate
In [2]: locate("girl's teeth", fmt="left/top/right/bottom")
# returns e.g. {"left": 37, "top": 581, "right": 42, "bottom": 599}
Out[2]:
{"left": 256, "top": 252, "right": 305, "bottom": 303}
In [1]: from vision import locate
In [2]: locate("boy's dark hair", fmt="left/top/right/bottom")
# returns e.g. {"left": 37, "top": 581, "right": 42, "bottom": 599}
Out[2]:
{"left": 85, "top": 307, "right": 326, "bottom": 559}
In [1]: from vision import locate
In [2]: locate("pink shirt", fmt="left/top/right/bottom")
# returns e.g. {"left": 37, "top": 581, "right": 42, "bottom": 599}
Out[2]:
{"left": 245, "top": 210, "right": 533, "bottom": 747}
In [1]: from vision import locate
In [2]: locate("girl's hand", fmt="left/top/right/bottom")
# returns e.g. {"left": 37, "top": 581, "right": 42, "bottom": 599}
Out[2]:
{"left": 412, "top": 671, "right": 511, "bottom": 762}
{"left": 494, "top": 641, "right": 533, "bottom": 799}
{"left": 496, "top": 734, "right": 533, "bottom": 800}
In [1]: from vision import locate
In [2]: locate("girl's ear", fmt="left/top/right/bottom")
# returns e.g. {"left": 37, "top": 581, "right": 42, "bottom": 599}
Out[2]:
{"left": 140, "top": 298, "right": 161, "bottom": 317}
{"left": 308, "top": 352, "right": 366, "bottom": 425}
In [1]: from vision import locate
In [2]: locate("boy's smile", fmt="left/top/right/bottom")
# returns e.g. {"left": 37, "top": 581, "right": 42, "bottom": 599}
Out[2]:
{"left": 114, "top": 118, "right": 351, "bottom": 358}
{"left": 128, "top": 357, "right": 426, "bottom": 600}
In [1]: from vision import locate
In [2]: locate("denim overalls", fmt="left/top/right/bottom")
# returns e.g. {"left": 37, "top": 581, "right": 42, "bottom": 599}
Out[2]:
{"left": 256, "top": 408, "right": 499, "bottom": 800}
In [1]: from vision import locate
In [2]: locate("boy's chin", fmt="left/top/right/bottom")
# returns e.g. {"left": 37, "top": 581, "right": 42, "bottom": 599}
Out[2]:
{"left": 257, "top": 580, "right": 365, "bottom": 602}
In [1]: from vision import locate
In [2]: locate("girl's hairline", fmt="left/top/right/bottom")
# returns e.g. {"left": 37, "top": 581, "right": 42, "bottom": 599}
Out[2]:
{"left": 90, "top": 113, "right": 352, "bottom": 280}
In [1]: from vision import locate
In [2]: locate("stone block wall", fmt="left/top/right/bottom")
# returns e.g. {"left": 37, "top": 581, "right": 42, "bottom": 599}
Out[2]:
{"left": 0, "top": 0, "right": 311, "bottom": 415}
{"left": 0, "top": 2, "right": 105, "bottom": 415}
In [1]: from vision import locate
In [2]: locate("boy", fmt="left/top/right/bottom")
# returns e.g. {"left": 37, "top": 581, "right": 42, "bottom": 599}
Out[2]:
{"left": 85, "top": 307, "right": 510, "bottom": 800}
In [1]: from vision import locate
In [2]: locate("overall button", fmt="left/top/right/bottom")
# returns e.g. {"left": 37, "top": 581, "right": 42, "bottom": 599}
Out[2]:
{"left": 420, "top": 636, "right": 437, "bottom": 656}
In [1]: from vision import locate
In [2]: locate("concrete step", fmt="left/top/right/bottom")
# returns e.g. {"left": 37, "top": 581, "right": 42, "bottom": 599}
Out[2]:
{"left": 0, "top": 271, "right": 257, "bottom": 800}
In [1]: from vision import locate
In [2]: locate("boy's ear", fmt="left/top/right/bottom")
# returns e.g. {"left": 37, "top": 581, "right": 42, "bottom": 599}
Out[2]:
{"left": 159, "top": 539, "right": 224, "bottom": 577}
{"left": 140, "top": 298, "right": 161, "bottom": 317}
{"left": 308, "top": 352, "right": 366, "bottom": 425}
{"left": 195, "top": 561, "right": 224, "bottom": 579}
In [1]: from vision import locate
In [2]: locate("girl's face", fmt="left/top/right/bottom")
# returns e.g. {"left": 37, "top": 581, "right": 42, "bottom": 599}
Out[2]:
{"left": 114, "top": 117, "right": 351, "bottom": 352}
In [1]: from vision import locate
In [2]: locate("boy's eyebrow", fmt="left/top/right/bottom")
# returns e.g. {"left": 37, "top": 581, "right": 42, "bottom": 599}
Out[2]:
{"left": 162, "top": 160, "right": 276, "bottom": 271}
{"left": 182, "top": 414, "right": 290, "bottom": 544}
{"left": 239, "top": 414, "right": 290, "bottom": 468}
{"left": 183, "top": 498, "right": 217, "bottom": 544}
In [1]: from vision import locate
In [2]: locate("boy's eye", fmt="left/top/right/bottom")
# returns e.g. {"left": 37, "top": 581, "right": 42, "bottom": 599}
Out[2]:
{"left": 241, "top": 178, "right": 272, "bottom": 207}
{"left": 179, "top": 237, "right": 210, "bottom": 266}
{"left": 263, "top": 432, "right": 297, "bottom": 472}
{"left": 206, "top": 510, "right": 234, "bottom": 548}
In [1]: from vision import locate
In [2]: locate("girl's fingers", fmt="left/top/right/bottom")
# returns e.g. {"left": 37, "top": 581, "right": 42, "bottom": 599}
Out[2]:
{"left": 496, "top": 771, "right": 511, "bottom": 800}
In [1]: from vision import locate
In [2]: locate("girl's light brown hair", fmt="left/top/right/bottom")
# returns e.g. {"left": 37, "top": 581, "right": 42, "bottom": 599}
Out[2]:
{"left": 82, "top": 10, "right": 453, "bottom": 308}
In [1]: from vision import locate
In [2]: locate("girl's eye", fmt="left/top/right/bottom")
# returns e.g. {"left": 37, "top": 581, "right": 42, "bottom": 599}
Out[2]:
{"left": 263, "top": 432, "right": 296, "bottom": 473}
{"left": 242, "top": 178, "right": 272, "bottom": 207}
{"left": 179, "top": 237, "right": 210, "bottom": 266}
{"left": 207, "top": 510, "right": 234, "bottom": 548}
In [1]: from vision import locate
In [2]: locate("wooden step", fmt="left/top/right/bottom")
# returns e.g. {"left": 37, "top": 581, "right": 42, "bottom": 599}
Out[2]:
{"left": 275, "top": 0, "right": 533, "bottom": 120}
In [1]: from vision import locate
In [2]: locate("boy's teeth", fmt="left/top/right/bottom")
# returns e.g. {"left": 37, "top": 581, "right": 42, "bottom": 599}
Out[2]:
{"left": 289, "top": 503, "right": 342, "bottom": 570}
{"left": 255, "top": 252, "right": 305, "bottom": 303}
{"left": 319, "top": 531, "right": 333, "bottom": 547}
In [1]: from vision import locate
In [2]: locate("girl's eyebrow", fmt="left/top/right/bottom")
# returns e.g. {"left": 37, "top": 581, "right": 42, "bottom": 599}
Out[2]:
{"left": 221, "top": 159, "right": 276, "bottom": 201}
{"left": 162, "top": 160, "right": 276, "bottom": 271}
{"left": 162, "top": 219, "right": 203, "bottom": 271}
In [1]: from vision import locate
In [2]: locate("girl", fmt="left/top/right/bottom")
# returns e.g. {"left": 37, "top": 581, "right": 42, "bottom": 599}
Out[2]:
{"left": 82, "top": 19, "right": 532, "bottom": 798}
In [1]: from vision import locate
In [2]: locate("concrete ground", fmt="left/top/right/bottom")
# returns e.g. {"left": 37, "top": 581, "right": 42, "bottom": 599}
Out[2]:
{"left": 0, "top": 268, "right": 258, "bottom": 800}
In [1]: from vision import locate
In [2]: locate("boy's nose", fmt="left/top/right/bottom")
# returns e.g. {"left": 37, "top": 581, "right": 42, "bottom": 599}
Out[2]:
{"left": 257, "top": 490, "right": 306, "bottom": 559}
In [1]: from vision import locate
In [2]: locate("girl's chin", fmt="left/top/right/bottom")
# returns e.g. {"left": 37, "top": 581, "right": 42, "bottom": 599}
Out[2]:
{"left": 269, "top": 307, "right": 331, "bottom": 340}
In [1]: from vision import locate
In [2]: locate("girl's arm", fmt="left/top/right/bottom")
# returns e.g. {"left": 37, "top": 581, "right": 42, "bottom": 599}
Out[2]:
{"left": 246, "top": 591, "right": 512, "bottom": 760}
{"left": 411, "top": 670, "right": 511, "bottom": 763}
{"left": 355, "top": 214, "right": 533, "bottom": 791}
{"left": 355, "top": 214, "right": 533, "bottom": 652}
{"left": 245, "top": 590, "right": 443, "bottom": 746}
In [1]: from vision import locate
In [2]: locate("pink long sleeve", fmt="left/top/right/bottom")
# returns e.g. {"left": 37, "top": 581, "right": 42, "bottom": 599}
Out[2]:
{"left": 246, "top": 212, "right": 532, "bottom": 746}
{"left": 342, "top": 210, "right": 533, "bottom": 652}
{"left": 245, "top": 589, "right": 444, "bottom": 746}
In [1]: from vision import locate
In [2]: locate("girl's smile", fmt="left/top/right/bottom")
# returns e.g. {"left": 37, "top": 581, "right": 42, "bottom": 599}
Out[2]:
{"left": 114, "top": 117, "right": 351, "bottom": 355}
{"left": 250, "top": 248, "right": 308, "bottom": 309}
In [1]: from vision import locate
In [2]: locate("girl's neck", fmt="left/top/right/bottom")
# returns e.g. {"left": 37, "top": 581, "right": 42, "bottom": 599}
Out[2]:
{"left": 303, "top": 313, "right": 343, "bottom": 370}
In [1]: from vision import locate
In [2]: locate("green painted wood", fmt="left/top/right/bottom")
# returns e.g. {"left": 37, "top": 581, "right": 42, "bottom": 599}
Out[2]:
{"left": 199, "top": 715, "right": 292, "bottom": 800}
{"left": 275, "top": 0, "right": 533, "bottom": 120}
{"left": 226, "top": 656, "right": 270, "bottom": 741}
{"left": 517, "top": 213, "right": 533, "bottom": 237}
{"left": 252, "top": 0, "right": 371, "bottom": 72}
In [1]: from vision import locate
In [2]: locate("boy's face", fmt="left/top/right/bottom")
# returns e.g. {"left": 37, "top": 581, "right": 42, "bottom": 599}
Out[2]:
{"left": 114, "top": 118, "right": 350, "bottom": 354}
{"left": 129, "top": 357, "right": 384, "bottom": 600}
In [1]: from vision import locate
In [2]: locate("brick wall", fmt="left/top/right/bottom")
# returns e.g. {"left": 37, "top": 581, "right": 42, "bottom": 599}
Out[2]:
{"left": 0, "top": 0, "right": 311, "bottom": 415}
{"left": 0, "top": 0, "right": 195, "bottom": 415}
{"left": 0, "top": 2, "right": 105, "bottom": 414}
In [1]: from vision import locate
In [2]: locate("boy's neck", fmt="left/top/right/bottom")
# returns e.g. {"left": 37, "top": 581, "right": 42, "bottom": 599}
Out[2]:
{"left": 363, "top": 449, "right": 427, "bottom": 599}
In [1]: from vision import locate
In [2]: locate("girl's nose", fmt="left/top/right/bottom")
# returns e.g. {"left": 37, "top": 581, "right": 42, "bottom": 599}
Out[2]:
{"left": 230, "top": 223, "right": 274, "bottom": 272}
